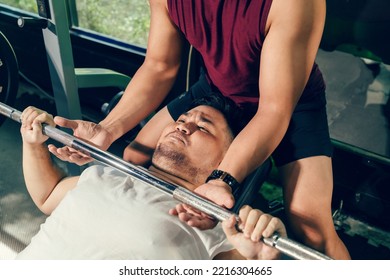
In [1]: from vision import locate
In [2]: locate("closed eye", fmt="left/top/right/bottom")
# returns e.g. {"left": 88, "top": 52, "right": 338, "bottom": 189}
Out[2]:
{"left": 198, "top": 126, "right": 209, "bottom": 133}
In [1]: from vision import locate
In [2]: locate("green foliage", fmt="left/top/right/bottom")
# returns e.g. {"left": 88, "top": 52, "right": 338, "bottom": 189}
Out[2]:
{"left": 1, "top": 0, "right": 38, "bottom": 13}
{"left": 76, "top": 0, "right": 150, "bottom": 47}
{"left": 2, "top": 0, "right": 150, "bottom": 47}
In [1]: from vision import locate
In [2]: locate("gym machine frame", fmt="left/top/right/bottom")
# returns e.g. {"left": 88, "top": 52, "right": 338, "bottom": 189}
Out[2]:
{"left": 16, "top": 0, "right": 131, "bottom": 174}
{"left": 17, "top": 0, "right": 131, "bottom": 121}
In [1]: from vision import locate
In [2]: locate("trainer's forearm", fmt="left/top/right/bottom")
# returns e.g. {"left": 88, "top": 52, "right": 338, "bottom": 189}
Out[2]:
{"left": 99, "top": 61, "right": 179, "bottom": 142}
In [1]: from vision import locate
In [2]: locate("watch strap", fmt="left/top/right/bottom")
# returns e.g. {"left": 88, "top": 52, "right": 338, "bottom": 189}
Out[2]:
{"left": 206, "top": 169, "right": 240, "bottom": 193}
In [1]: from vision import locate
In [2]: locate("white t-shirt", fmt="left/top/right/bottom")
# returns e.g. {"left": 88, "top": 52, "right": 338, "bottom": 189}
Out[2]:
{"left": 16, "top": 165, "right": 233, "bottom": 259}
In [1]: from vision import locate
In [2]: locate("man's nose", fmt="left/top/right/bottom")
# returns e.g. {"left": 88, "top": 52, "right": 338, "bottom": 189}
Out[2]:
{"left": 176, "top": 122, "right": 196, "bottom": 134}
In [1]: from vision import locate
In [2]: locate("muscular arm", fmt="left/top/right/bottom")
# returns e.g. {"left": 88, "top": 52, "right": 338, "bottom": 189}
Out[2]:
{"left": 99, "top": 0, "right": 183, "bottom": 143}
{"left": 218, "top": 0, "right": 326, "bottom": 181}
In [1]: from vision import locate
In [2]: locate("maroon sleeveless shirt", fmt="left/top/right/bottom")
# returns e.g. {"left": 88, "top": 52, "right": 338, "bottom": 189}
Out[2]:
{"left": 167, "top": 0, "right": 325, "bottom": 116}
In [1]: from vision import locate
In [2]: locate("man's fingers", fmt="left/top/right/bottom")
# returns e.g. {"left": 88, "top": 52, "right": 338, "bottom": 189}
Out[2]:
{"left": 27, "top": 121, "right": 47, "bottom": 142}
{"left": 221, "top": 215, "right": 239, "bottom": 237}
{"left": 262, "top": 217, "right": 287, "bottom": 238}
{"left": 186, "top": 216, "right": 216, "bottom": 230}
{"left": 169, "top": 204, "right": 186, "bottom": 217}
{"left": 237, "top": 205, "right": 252, "bottom": 230}
{"left": 252, "top": 214, "right": 272, "bottom": 241}
{"left": 36, "top": 112, "right": 55, "bottom": 127}
{"left": 181, "top": 204, "right": 201, "bottom": 215}
{"left": 22, "top": 108, "right": 40, "bottom": 129}
{"left": 168, "top": 208, "right": 178, "bottom": 216}
{"left": 170, "top": 203, "right": 217, "bottom": 230}
{"left": 242, "top": 209, "right": 262, "bottom": 239}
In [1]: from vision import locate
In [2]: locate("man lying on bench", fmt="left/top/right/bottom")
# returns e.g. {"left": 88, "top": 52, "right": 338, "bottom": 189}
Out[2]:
{"left": 16, "top": 95, "right": 286, "bottom": 260}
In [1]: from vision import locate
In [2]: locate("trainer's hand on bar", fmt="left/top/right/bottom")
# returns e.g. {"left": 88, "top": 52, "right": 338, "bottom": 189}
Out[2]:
{"left": 195, "top": 179, "right": 235, "bottom": 209}
{"left": 48, "top": 117, "right": 113, "bottom": 166}
{"left": 222, "top": 205, "right": 287, "bottom": 260}
{"left": 20, "top": 106, "right": 55, "bottom": 145}
{"left": 170, "top": 180, "right": 234, "bottom": 230}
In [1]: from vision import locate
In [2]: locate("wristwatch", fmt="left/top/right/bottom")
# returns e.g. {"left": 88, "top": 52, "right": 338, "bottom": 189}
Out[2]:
{"left": 206, "top": 169, "right": 240, "bottom": 193}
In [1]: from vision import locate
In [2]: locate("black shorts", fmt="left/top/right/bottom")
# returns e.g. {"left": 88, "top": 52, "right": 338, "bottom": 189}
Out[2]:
{"left": 272, "top": 94, "right": 333, "bottom": 166}
{"left": 167, "top": 75, "right": 332, "bottom": 167}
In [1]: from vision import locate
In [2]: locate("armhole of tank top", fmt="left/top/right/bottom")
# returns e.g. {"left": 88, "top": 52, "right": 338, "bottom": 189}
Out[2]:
{"left": 166, "top": 0, "right": 173, "bottom": 18}
{"left": 259, "top": 0, "right": 273, "bottom": 42}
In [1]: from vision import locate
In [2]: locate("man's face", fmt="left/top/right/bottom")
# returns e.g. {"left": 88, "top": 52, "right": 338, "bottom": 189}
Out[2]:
{"left": 152, "top": 105, "right": 233, "bottom": 185}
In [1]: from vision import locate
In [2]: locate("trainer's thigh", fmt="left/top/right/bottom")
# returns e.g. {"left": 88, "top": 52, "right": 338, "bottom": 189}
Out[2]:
{"left": 279, "top": 156, "right": 335, "bottom": 229}
{"left": 123, "top": 106, "right": 174, "bottom": 165}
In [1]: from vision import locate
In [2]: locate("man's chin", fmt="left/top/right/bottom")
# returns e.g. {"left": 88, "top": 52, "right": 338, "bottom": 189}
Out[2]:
{"left": 153, "top": 143, "right": 186, "bottom": 164}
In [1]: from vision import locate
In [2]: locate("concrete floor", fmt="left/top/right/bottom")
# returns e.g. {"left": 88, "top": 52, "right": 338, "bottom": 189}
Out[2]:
{"left": 0, "top": 88, "right": 53, "bottom": 259}
{"left": 0, "top": 49, "right": 389, "bottom": 259}
{"left": 318, "top": 49, "right": 390, "bottom": 158}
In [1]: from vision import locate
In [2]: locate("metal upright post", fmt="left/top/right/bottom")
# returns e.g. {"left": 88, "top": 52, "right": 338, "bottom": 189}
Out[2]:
{"left": 35, "top": 0, "right": 81, "bottom": 175}
{"left": 38, "top": 0, "right": 82, "bottom": 120}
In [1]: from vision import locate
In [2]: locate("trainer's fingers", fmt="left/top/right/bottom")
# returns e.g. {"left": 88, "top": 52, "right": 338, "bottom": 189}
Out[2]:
{"left": 69, "top": 154, "right": 93, "bottom": 165}
{"left": 48, "top": 145, "right": 71, "bottom": 161}
{"left": 54, "top": 116, "right": 78, "bottom": 131}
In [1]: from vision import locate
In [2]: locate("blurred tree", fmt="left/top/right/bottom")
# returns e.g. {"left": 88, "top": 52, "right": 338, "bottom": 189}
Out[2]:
{"left": 76, "top": 0, "right": 150, "bottom": 47}
{"left": 1, "top": 0, "right": 38, "bottom": 13}
{"left": 2, "top": 0, "right": 150, "bottom": 47}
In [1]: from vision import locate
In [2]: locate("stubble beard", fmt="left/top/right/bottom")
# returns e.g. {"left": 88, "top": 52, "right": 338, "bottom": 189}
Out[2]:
{"left": 152, "top": 143, "right": 205, "bottom": 185}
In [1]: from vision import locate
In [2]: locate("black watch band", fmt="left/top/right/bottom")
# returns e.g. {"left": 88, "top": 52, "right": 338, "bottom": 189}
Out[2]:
{"left": 206, "top": 169, "right": 240, "bottom": 192}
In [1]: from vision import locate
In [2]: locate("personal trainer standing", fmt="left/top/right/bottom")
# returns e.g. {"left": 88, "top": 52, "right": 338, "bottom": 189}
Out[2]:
{"left": 50, "top": 0, "right": 350, "bottom": 259}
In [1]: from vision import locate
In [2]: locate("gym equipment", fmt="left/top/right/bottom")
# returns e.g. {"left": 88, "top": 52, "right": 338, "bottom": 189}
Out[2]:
{"left": 0, "top": 31, "right": 18, "bottom": 126}
{"left": 0, "top": 101, "right": 332, "bottom": 260}
{"left": 321, "top": 0, "right": 390, "bottom": 64}
{"left": 16, "top": 0, "right": 131, "bottom": 175}
{"left": 17, "top": 0, "right": 131, "bottom": 121}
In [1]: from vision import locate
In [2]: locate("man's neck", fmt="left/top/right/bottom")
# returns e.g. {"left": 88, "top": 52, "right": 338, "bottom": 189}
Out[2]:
{"left": 148, "top": 165, "right": 198, "bottom": 192}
